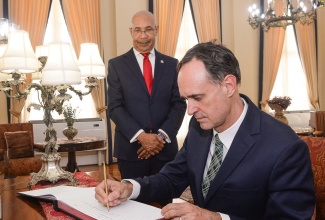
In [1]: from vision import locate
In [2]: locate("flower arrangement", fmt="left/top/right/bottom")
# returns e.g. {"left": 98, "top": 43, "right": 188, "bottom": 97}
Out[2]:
{"left": 62, "top": 103, "right": 79, "bottom": 126}
{"left": 267, "top": 96, "right": 292, "bottom": 110}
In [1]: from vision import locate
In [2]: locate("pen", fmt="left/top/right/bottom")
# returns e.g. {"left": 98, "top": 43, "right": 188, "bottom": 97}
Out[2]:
{"left": 103, "top": 162, "right": 110, "bottom": 210}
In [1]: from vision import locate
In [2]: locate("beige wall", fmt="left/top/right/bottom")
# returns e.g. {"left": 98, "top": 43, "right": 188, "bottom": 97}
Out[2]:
{"left": 221, "top": 0, "right": 260, "bottom": 105}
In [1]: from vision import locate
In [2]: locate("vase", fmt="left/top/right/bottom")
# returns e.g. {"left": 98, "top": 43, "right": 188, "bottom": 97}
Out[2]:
{"left": 268, "top": 103, "right": 288, "bottom": 124}
{"left": 62, "top": 123, "right": 78, "bottom": 140}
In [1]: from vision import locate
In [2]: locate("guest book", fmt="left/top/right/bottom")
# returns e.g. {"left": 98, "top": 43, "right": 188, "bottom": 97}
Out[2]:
{"left": 17, "top": 186, "right": 164, "bottom": 220}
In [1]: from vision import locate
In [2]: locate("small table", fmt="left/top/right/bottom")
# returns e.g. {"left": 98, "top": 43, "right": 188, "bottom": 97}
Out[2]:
{"left": 35, "top": 137, "right": 105, "bottom": 172}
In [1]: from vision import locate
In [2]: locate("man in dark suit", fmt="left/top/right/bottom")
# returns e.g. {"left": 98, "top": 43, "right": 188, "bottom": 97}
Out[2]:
{"left": 108, "top": 10, "right": 186, "bottom": 179}
{"left": 98, "top": 42, "right": 315, "bottom": 219}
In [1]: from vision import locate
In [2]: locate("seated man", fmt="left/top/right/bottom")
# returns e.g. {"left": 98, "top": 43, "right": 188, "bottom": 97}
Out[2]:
{"left": 95, "top": 42, "right": 315, "bottom": 219}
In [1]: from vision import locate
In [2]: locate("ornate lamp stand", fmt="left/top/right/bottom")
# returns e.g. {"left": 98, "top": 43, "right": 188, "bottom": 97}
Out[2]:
{"left": 1, "top": 73, "right": 97, "bottom": 187}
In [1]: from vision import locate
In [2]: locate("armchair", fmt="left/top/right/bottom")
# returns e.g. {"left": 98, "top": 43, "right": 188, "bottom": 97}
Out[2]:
{"left": 0, "top": 123, "right": 42, "bottom": 178}
{"left": 300, "top": 136, "right": 325, "bottom": 220}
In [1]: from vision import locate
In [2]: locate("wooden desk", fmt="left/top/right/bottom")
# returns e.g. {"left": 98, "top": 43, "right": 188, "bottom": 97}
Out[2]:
{"left": 0, "top": 171, "right": 104, "bottom": 220}
{"left": 35, "top": 138, "right": 105, "bottom": 172}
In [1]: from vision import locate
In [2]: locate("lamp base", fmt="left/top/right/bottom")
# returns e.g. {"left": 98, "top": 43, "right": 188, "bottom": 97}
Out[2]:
{"left": 28, "top": 153, "right": 77, "bottom": 188}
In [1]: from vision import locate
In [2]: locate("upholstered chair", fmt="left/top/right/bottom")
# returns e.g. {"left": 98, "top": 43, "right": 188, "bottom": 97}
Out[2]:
{"left": 300, "top": 136, "right": 325, "bottom": 220}
{"left": 0, "top": 123, "right": 42, "bottom": 178}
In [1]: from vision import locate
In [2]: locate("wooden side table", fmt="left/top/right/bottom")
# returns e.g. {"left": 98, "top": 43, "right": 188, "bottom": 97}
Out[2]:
{"left": 35, "top": 137, "right": 105, "bottom": 172}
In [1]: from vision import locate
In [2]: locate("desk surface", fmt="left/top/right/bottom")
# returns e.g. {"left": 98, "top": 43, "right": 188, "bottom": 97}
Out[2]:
{"left": 0, "top": 171, "right": 104, "bottom": 220}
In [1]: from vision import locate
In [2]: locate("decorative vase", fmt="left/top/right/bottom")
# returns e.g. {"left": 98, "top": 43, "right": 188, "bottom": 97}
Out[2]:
{"left": 62, "top": 122, "right": 78, "bottom": 140}
{"left": 268, "top": 103, "right": 288, "bottom": 124}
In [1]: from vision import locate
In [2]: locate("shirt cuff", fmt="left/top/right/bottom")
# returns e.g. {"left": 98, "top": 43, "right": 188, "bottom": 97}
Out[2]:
{"left": 158, "top": 129, "right": 171, "bottom": 143}
{"left": 122, "top": 179, "right": 141, "bottom": 199}
{"left": 219, "top": 213, "right": 230, "bottom": 220}
{"left": 130, "top": 129, "right": 144, "bottom": 143}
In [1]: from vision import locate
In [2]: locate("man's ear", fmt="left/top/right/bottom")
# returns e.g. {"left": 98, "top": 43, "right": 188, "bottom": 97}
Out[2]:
{"left": 155, "top": 26, "right": 159, "bottom": 36}
{"left": 129, "top": 28, "right": 133, "bottom": 36}
{"left": 224, "top": 75, "right": 237, "bottom": 97}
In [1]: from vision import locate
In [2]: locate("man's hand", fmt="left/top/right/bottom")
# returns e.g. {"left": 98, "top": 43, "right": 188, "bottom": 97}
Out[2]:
{"left": 137, "top": 132, "right": 165, "bottom": 158}
{"left": 95, "top": 179, "right": 133, "bottom": 207}
{"left": 137, "top": 146, "right": 153, "bottom": 159}
{"left": 161, "top": 202, "right": 222, "bottom": 220}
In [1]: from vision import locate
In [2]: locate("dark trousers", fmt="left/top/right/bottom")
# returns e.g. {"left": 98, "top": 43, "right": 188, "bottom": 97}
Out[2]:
{"left": 117, "top": 157, "right": 170, "bottom": 179}
{"left": 117, "top": 157, "right": 172, "bottom": 206}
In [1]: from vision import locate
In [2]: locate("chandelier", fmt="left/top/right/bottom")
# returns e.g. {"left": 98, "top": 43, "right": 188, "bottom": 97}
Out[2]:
{"left": 248, "top": 0, "right": 318, "bottom": 32}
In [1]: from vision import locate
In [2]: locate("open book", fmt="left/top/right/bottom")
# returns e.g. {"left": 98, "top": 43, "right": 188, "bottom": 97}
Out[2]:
{"left": 17, "top": 186, "right": 164, "bottom": 220}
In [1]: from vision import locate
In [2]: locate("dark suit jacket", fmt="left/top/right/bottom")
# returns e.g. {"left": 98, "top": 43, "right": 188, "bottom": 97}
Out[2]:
{"left": 108, "top": 48, "right": 186, "bottom": 161}
{"left": 135, "top": 94, "right": 315, "bottom": 219}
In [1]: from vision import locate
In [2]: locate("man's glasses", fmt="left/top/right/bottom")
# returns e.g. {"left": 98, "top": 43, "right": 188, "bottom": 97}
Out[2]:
{"left": 131, "top": 27, "right": 156, "bottom": 36}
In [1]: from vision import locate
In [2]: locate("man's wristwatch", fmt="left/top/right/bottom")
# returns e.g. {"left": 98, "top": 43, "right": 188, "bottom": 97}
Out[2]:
{"left": 157, "top": 132, "right": 166, "bottom": 140}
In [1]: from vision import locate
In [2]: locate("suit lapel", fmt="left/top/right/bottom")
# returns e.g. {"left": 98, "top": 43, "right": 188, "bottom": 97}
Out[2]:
{"left": 191, "top": 129, "right": 213, "bottom": 205}
{"left": 122, "top": 49, "right": 150, "bottom": 96}
{"left": 151, "top": 50, "right": 165, "bottom": 97}
{"left": 204, "top": 95, "right": 261, "bottom": 203}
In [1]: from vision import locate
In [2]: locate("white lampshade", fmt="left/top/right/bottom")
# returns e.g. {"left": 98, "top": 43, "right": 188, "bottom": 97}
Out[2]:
{"left": 0, "top": 44, "right": 9, "bottom": 81}
{"left": 41, "top": 42, "right": 81, "bottom": 85}
{"left": 77, "top": 43, "right": 105, "bottom": 78}
{"left": 0, "top": 44, "right": 7, "bottom": 57}
{"left": 35, "top": 45, "right": 49, "bottom": 58}
{"left": 0, "top": 30, "right": 38, "bottom": 74}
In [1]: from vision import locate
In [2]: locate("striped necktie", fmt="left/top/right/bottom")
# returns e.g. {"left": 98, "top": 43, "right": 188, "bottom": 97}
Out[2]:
{"left": 202, "top": 134, "right": 223, "bottom": 198}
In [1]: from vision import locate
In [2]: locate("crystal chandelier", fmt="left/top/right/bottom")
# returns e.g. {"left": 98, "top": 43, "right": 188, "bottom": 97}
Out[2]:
{"left": 248, "top": 0, "right": 318, "bottom": 32}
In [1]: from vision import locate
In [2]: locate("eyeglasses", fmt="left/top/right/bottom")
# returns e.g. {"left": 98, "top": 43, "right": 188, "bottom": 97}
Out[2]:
{"left": 131, "top": 27, "right": 156, "bottom": 36}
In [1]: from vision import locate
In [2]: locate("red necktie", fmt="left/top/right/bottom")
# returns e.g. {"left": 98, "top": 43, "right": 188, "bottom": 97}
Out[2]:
{"left": 141, "top": 53, "right": 153, "bottom": 95}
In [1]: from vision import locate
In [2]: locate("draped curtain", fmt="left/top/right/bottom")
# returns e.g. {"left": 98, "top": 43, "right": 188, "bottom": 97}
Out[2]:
{"left": 8, "top": 0, "right": 50, "bottom": 123}
{"left": 62, "top": 0, "right": 107, "bottom": 119}
{"left": 294, "top": 23, "right": 319, "bottom": 110}
{"left": 153, "top": 0, "right": 184, "bottom": 57}
{"left": 190, "top": 0, "right": 221, "bottom": 43}
{"left": 260, "top": 0, "right": 286, "bottom": 111}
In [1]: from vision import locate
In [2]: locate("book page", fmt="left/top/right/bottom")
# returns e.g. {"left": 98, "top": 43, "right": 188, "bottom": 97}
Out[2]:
{"left": 19, "top": 186, "right": 163, "bottom": 220}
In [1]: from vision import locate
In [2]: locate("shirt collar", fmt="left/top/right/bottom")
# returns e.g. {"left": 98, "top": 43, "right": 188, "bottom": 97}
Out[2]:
{"left": 213, "top": 98, "right": 248, "bottom": 150}
{"left": 133, "top": 48, "right": 155, "bottom": 57}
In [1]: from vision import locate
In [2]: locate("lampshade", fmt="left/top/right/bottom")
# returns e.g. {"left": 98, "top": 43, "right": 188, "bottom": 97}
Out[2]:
{"left": 32, "top": 45, "right": 49, "bottom": 80}
{"left": 77, "top": 43, "right": 105, "bottom": 79}
{"left": 0, "top": 44, "right": 9, "bottom": 81}
{"left": 0, "top": 18, "right": 8, "bottom": 43}
{"left": 0, "top": 43, "right": 25, "bottom": 81}
{"left": 0, "top": 30, "right": 38, "bottom": 74}
{"left": 35, "top": 45, "right": 49, "bottom": 58}
{"left": 41, "top": 42, "right": 81, "bottom": 85}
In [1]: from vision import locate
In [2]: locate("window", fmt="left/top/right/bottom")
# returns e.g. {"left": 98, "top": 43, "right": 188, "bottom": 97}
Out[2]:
{"left": 270, "top": 25, "right": 313, "bottom": 111}
{"left": 27, "top": 0, "right": 99, "bottom": 122}
{"left": 175, "top": 0, "right": 198, "bottom": 147}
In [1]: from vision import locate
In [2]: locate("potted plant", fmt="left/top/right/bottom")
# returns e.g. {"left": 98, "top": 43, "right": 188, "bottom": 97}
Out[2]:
{"left": 62, "top": 103, "right": 79, "bottom": 140}
{"left": 267, "top": 96, "right": 291, "bottom": 124}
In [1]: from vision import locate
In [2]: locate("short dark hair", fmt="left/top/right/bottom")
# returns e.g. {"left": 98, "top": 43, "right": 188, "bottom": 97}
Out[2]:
{"left": 177, "top": 41, "right": 241, "bottom": 84}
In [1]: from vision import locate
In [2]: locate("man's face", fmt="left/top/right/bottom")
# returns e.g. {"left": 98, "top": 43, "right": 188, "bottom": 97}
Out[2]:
{"left": 129, "top": 13, "right": 157, "bottom": 53}
{"left": 178, "top": 59, "right": 231, "bottom": 132}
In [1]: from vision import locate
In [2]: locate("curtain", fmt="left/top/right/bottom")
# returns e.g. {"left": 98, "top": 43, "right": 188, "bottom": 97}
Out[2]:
{"left": 8, "top": 0, "right": 50, "bottom": 123}
{"left": 294, "top": 22, "right": 319, "bottom": 110}
{"left": 62, "top": 0, "right": 107, "bottom": 120}
{"left": 260, "top": 0, "right": 285, "bottom": 111}
{"left": 153, "top": 0, "right": 184, "bottom": 57}
{"left": 190, "top": 0, "right": 221, "bottom": 43}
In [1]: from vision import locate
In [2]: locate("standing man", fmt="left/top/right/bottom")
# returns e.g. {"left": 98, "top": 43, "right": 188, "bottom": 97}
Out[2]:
{"left": 108, "top": 10, "right": 186, "bottom": 179}
{"left": 98, "top": 42, "right": 315, "bottom": 219}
